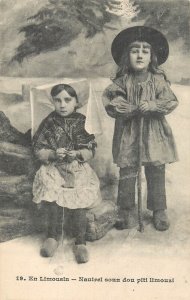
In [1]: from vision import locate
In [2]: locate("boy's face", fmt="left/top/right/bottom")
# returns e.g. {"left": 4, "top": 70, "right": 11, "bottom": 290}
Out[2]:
{"left": 52, "top": 90, "right": 77, "bottom": 117}
{"left": 129, "top": 41, "right": 151, "bottom": 72}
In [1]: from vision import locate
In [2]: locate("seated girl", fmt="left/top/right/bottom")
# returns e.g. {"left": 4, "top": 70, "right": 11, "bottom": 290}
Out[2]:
{"left": 32, "top": 83, "right": 101, "bottom": 263}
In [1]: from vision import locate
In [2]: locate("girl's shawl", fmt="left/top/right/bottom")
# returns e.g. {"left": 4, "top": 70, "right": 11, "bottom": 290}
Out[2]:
{"left": 32, "top": 111, "right": 96, "bottom": 154}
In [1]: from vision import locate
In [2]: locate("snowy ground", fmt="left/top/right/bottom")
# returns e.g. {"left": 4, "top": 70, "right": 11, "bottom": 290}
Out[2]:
{"left": 0, "top": 84, "right": 190, "bottom": 300}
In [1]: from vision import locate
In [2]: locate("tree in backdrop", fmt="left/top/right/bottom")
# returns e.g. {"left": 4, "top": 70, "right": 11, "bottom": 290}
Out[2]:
{"left": 12, "top": 0, "right": 189, "bottom": 64}
{"left": 11, "top": 0, "right": 139, "bottom": 63}
{"left": 135, "top": 0, "right": 190, "bottom": 51}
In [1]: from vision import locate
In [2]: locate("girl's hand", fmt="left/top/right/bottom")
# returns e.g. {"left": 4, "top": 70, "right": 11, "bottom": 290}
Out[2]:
{"left": 67, "top": 150, "right": 78, "bottom": 158}
{"left": 56, "top": 148, "right": 67, "bottom": 159}
{"left": 66, "top": 150, "right": 80, "bottom": 163}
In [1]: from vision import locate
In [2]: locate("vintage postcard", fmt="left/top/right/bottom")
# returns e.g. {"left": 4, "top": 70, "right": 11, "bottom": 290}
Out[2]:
{"left": 0, "top": 0, "right": 190, "bottom": 299}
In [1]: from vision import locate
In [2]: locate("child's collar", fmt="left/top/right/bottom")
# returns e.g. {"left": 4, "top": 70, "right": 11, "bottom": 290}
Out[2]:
{"left": 112, "top": 72, "right": 153, "bottom": 89}
{"left": 53, "top": 110, "right": 79, "bottom": 119}
{"left": 111, "top": 74, "right": 129, "bottom": 90}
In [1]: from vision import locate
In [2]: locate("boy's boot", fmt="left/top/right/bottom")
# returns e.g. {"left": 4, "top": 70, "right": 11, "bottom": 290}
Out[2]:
{"left": 145, "top": 165, "right": 169, "bottom": 231}
{"left": 115, "top": 167, "right": 137, "bottom": 230}
{"left": 115, "top": 207, "right": 137, "bottom": 230}
{"left": 72, "top": 209, "right": 89, "bottom": 263}
{"left": 153, "top": 210, "right": 170, "bottom": 231}
{"left": 40, "top": 202, "right": 59, "bottom": 257}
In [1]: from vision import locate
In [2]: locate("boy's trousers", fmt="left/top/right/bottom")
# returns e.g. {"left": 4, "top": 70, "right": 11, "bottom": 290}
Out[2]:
{"left": 118, "top": 164, "right": 167, "bottom": 211}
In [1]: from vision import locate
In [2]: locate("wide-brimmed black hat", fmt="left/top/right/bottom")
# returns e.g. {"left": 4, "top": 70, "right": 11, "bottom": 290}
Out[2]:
{"left": 111, "top": 26, "right": 169, "bottom": 66}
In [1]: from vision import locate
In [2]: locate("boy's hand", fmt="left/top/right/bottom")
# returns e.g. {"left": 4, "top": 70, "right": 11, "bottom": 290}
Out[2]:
{"left": 111, "top": 97, "right": 137, "bottom": 113}
{"left": 139, "top": 102, "right": 149, "bottom": 113}
{"left": 111, "top": 97, "right": 127, "bottom": 107}
{"left": 139, "top": 101, "right": 157, "bottom": 113}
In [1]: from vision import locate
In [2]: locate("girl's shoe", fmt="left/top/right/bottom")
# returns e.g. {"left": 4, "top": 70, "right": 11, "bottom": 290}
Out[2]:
{"left": 115, "top": 208, "right": 137, "bottom": 230}
{"left": 153, "top": 210, "right": 170, "bottom": 231}
{"left": 73, "top": 244, "right": 89, "bottom": 264}
{"left": 40, "top": 238, "right": 58, "bottom": 257}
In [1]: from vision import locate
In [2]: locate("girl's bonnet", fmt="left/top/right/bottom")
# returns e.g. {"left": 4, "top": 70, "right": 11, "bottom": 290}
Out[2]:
{"left": 30, "top": 79, "right": 91, "bottom": 136}
{"left": 111, "top": 26, "right": 169, "bottom": 66}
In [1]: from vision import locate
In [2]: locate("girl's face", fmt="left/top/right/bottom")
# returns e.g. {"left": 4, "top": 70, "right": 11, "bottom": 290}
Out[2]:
{"left": 52, "top": 90, "right": 77, "bottom": 117}
{"left": 129, "top": 41, "right": 151, "bottom": 72}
